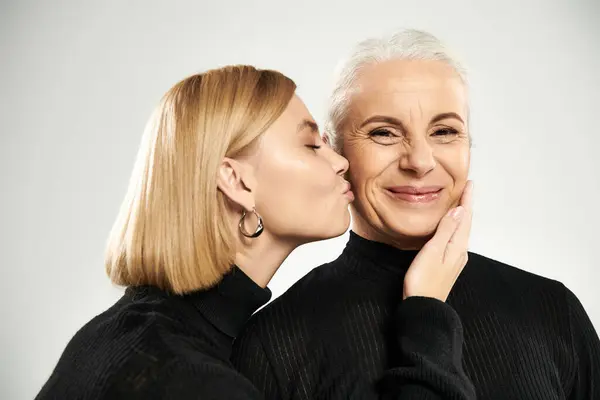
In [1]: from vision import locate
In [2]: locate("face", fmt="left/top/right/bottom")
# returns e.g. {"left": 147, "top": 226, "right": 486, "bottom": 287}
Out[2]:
{"left": 251, "top": 95, "right": 352, "bottom": 244}
{"left": 341, "top": 59, "right": 470, "bottom": 246}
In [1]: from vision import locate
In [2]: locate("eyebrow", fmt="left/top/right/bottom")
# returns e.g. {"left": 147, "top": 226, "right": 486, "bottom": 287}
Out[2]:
{"left": 359, "top": 115, "right": 406, "bottom": 130}
{"left": 296, "top": 119, "right": 319, "bottom": 134}
{"left": 430, "top": 112, "right": 465, "bottom": 125}
{"left": 359, "top": 112, "right": 465, "bottom": 128}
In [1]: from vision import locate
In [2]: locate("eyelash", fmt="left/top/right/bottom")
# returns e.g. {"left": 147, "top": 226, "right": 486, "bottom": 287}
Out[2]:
{"left": 432, "top": 128, "right": 459, "bottom": 136}
{"left": 369, "top": 128, "right": 460, "bottom": 137}
{"left": 370, "top": 129, "right": 393, "bottom": 137}
{"left": 306, "top": 145, "right": 322, "bottom": 151}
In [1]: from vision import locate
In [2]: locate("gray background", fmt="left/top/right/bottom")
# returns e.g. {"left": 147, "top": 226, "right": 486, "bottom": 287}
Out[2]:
{"left": 2, "top": 0, "right": 599, "bottom": 398}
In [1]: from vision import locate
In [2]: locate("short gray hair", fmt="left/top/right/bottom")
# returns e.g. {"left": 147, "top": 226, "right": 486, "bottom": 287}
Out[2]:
{"left": 324, "top": 29, "right": 468, "bottom": 151}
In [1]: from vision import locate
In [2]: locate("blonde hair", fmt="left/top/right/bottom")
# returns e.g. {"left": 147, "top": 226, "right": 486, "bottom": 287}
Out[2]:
{"left": 105, "top": 65, "right": 296, "bottom": 294}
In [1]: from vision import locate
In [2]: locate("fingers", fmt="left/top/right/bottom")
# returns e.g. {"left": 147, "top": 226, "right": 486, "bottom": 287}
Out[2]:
{"left": 460, "top": 180, "right": 474, "bottom": 210}
{"left": 424, "top": 180, "right": 473, "bottom": 255}
{"left": 444, "top": 181, "right": 474, "bottom": 263}
{"left": 448, "top": 212, "right": 471, "bottom": 249}
{"left": 403, "top": 182, "right": 474, "bottom": 302}
{"left": 425, "top": 206, "right": 464, "bottom": 254}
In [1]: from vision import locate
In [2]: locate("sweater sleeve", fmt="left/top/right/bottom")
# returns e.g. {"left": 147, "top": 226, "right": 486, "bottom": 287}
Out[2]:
{"left": 563, "top": 285, "right": 600, "bottom": 400}
{"left": 231, "top": 326, "right": 282, "bottom": 400}
{"left": 233, "top": 297, "right": 475, "bottom": 400}
{"left": 377, "top": 297, "right": 476, "bottom": 400}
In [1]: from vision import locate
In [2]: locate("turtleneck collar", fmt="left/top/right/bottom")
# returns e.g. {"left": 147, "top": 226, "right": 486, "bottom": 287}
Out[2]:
{"left": 125, "top": 266, "right": 271, "bottom": 338}
{"left": 342, "top": 231, "right": 421, "bottom": 274}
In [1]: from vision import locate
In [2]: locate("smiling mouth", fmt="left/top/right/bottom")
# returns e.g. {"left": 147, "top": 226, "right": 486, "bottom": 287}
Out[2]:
{"left": 385, "top": 187, "right": 443, "bottom": 203}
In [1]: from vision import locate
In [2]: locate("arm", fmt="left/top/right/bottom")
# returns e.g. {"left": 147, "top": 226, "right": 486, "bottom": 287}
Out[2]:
{"left": 377, "top": 297, "right": 475, "bottom": 400}
{"left": 232, "top": 303, "right": 474, "bottom": 400}
{"left": 232, "top": 326, "right": 282, "bottom": 400}
{"left": 377, "top": 181, "right": 475, "bottom": 399}
{"left": 564, "top": 285, "right": 600, "bottom": 400}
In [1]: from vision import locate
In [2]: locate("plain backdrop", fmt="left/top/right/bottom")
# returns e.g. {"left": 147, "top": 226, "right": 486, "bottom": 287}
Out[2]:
{"left": 1, "top": 0, "right": 599, "bottom": 398}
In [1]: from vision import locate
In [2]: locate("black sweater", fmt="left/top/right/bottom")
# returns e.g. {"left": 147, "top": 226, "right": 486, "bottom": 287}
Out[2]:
{"left": 36, "top": 265, "right": 474, "bottom": 399}
{"left": 36, "top": 268, "right": 271, "bottom": 399}
{"left": 232, "top": 232, "right": 600, "bottom": 400}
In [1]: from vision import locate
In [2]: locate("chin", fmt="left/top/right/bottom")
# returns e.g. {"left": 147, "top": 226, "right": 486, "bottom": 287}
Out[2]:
{"left": 383, "top": 211, "right": 441, "bottom": 239}
{"left": 299, "top": 209, "right": 351, "bottom": 243}
{"left": 323, "top": 210, "right": 351, "bottom": 239}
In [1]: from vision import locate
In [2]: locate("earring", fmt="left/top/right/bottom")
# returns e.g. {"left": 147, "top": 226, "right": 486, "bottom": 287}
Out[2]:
{"left": 238, "top": 207, "right": 264, "bottom": 238}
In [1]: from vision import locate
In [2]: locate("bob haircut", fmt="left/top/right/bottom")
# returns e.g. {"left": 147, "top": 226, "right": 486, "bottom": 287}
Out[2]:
{"left": 105, "top": 65, "right": 296, "bottom": 294}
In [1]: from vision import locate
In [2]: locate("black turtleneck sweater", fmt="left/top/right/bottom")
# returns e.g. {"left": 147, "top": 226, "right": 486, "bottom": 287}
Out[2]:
{"left": 36, "top": 264, "right": 475, "bottom": 399}
{"left": 35, "top": 268, "right": 271, "bottom": 400}
{"left": 232, "top": 232, "right": 600, "bottom": 400}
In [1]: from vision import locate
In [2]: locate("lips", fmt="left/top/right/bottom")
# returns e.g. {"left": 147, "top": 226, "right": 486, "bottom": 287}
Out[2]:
{"left": 386, "top": 186, "right": 443, "bottom": 203}
{"left": 342, "top": 181, "right": 354, "bottom": 201}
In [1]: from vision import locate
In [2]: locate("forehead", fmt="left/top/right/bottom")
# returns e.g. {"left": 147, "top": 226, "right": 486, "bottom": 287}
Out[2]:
{"left": 260, "top": 94, "right": 318, "bottom": 149}
{"left": 349, "top": 59, "right": 468, "bottom": 120}
{"left": 273, "top": 95, "right": 313, "bottom": 128}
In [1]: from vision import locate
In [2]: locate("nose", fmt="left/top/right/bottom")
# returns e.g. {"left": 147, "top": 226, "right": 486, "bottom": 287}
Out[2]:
{"left": 325, "top": 146, "right": 349, "bottom": 176}
{"left": 399, "top": 138, "right": 436, "bottom": 177}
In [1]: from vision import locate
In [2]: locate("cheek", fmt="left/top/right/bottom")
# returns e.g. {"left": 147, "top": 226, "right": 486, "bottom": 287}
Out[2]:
{"left": 257, "top": 153, "right": 337, "bottom": 211}
{"left": 436, "top": 145, "right": 470, "bottom": 181}
{"left": 255, "top": 152, "right": 346, "bottom": 238}
{"left": 344, "top": 142, "right": 395, "bottom": 187}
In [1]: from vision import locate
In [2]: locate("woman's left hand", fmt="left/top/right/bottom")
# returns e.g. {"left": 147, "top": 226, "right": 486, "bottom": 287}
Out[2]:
{"left": 402, "top": 180, "right": 473, "bottom": 302}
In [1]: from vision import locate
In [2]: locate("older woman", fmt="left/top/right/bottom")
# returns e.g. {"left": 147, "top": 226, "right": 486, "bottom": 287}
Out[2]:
{"left": 232, "top": 30, "right": 600, "bottom": 399}
{"left": 36, "top": 64, "right": 475, "bottom": 399}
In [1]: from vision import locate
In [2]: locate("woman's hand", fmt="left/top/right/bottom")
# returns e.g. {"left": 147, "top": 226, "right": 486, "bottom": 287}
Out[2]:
{"left": 403, "top": 181, "right": 473, "bottom": 301}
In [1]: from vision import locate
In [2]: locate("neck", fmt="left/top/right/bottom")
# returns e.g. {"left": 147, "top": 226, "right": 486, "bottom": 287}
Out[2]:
{"left": 234, "top": 232, "right": 295, "bottom": 288}
{"left": 351, "top": 210, "right": 431, "bottom": 250}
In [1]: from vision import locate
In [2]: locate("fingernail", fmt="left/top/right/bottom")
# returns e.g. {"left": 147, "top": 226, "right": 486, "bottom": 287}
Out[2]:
{"left": 451, "top": 206, "right": 464, "bottom": 220}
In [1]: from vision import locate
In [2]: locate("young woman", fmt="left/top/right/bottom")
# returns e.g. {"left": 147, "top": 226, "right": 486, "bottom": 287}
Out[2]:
{"left": 35, "top": 65, "right": 474, "bottom": 399}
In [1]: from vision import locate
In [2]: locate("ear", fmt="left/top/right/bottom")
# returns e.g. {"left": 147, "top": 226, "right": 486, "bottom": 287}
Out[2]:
{"left": 217, "top": 157, "right": 256, "bottom": 212}
{"left": 322, "top": 132, "right": 330, "bottom": 145}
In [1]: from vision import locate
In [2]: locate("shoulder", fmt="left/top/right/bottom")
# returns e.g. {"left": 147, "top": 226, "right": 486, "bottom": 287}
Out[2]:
{"left": 235, "top": 259, "right": 345, "bottom": 355}
{"left": 246, "top": 259, "right": 345, "bottom": 327}
{"left": 66, "top": 300, "right": 200, "bottom": 368}
{"left": 97, "top": 315, "right": 257, "bottom": 398}
{"left": 102, "top": 357, "right": 261, "bottom": 399}
{"left": 464, "top": 251, "right": 566, "bottom": 293}
{"left": 55, "top": 297, "right": 229, "bottom": 384}
{"left": 38, "top": 300, "right": 178, "bottom": 398}
{"left": 458, "top": 251, "right": 574, "bottom": 328}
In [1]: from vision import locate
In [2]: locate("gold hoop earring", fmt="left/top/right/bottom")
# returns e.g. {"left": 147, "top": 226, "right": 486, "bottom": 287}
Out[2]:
{"left": 238, "top": 207, "right": 264, "bottom": 238}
